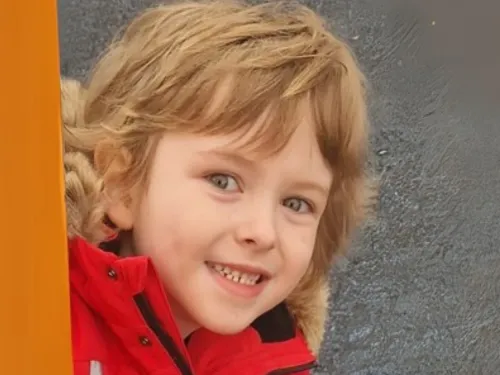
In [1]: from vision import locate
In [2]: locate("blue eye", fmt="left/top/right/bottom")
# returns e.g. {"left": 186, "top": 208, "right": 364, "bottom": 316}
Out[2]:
{"left": 283, "top": 197, "right": 313, "bottom": 213}
{"left": 207, "top": 174, "right": 240, "bottom": 192}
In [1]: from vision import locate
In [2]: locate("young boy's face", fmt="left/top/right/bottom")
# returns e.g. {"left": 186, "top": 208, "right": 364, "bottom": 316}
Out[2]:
{"left": 124, "top": 110, "right": 332, "bottom": 337}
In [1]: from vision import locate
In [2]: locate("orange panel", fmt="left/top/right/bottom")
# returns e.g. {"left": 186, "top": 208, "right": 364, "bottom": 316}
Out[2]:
{"left": 0, "top": 2, "right": 73, "bottom": 375}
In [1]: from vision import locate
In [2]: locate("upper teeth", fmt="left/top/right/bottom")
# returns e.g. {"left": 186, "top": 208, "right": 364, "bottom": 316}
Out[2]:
{"left": 211, "top": 263, "right": 261, "bottom": 285}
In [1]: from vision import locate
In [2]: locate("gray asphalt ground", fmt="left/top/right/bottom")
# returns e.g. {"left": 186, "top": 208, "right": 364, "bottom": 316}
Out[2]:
{"left": 58, "top": 0, "right": 500, "bottom": 374}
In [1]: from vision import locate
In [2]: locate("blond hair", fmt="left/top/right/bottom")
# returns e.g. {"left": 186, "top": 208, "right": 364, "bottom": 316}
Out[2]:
{"left": 63, "top": 0, "right": 375, "bottom": 321}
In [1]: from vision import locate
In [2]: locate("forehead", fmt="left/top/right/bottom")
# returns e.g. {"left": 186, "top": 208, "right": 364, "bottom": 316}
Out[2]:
{"left": 231, "top": 103, "right": 328, "bottom": 165}
{"left": 172, "top": 107, "right": 333, "bottom": 188}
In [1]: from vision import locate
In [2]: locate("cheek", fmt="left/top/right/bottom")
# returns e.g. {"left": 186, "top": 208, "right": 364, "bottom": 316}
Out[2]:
{"left": 133, "top": 198, "right": 180, "bottom": 260}
{"left": 131, "top": 179, "right": 182, "bottom": 251}
{"left": 132, "top": 182, "right": 223, "bottom": 265}
{"left": 133, "top": 196, "right": 201, "bottom": 291}
{"left": 282, "top": 229, "right": 316, "bottom": 278}
{"left": 271, "top": 230, "right": 315, "bottom": 304}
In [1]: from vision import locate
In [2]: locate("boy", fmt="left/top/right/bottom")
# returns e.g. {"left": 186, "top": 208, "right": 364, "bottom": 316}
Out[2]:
{"left": 62, "top": 1, "right": 373, "bottom": 374}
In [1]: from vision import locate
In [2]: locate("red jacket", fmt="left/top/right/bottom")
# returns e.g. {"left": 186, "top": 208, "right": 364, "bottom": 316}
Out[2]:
{"left": 69, "top": 236, "right": 317, "bottom": 375}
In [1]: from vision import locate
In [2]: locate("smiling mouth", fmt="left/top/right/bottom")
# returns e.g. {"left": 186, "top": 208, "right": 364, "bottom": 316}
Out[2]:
{"left": 206, "top": 262, "right": 264, "bottom": 286}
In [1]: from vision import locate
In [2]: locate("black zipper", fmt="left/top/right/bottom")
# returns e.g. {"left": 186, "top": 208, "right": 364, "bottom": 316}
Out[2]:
{"left": 134, "top": 294, "right": 193, "bottom": 375}
{"left": 267, "top": 361, "right": 318, "bottom": 375}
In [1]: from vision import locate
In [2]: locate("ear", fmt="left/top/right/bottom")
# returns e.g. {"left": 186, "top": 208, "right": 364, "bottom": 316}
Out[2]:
{"left": 106, "top": 197, "right": 134, "bottom": 231}
{"left": 94, "top": 142, "right": 136, "bottom": 231}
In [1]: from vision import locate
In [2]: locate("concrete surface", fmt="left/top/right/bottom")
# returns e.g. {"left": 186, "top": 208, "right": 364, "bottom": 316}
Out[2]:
{"left": 58, "top": 0, "right": 500, "bottom": 374}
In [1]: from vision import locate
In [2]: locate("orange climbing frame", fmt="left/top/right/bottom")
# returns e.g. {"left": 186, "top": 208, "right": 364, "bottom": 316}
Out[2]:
{"left": 0, "top": 2, "right": 73, "bottom": 374}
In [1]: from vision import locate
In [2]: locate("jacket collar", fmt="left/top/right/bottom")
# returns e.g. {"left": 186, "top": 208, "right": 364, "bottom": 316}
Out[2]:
{"left": 69, "top": 235, "right": 317, "bottom": 374}
{"left": 69, "top": 235, "right": 150, "bottom": 296}
{"left": 69, "top": 236, "right": 193, "bottom": 373}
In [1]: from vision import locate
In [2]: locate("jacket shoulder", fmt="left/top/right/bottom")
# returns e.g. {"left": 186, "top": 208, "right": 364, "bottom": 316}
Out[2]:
{"left": 71, "top": 288, "right": 109, "bottom": 363}
{"left": 71, "top": 290, "right": 139, "bottom": 375}
{"left": 187, "top": 303, "right": 317, "bottom": 374}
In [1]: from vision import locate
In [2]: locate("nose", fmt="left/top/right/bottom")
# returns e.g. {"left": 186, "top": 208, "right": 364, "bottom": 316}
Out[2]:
{"left": 234, "top": 206, "right": 277, "bottom": 252}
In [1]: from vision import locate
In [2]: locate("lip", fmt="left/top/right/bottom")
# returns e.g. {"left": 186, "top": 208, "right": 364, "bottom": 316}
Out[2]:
{"left": 206, "top": 262, "right": 270, "bottom": 299}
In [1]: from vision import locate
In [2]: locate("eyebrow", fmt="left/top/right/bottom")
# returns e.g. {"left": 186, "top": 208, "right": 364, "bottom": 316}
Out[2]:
{"left": 292, "top": 180, "right": 330, "bottom": 198}
{"left": 196, "top": 149, "right": 258, "bottom": 171}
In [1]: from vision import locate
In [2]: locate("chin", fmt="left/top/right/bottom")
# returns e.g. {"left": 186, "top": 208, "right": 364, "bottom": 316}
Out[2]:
{"left": 199, "top": 316, "right": 253, "bottom": 336}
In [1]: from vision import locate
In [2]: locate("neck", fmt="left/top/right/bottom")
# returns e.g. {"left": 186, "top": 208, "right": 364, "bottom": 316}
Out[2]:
{"left": 168, "top": 296, "right": 200, "bottom": 339}
{"left": 117, "top": 230, "right": 135, "bottom": 257}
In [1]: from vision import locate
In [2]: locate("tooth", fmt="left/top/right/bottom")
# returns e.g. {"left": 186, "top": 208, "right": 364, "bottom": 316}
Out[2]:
{"left": 212, "top": 263, "right": 262, "bottom": 285}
